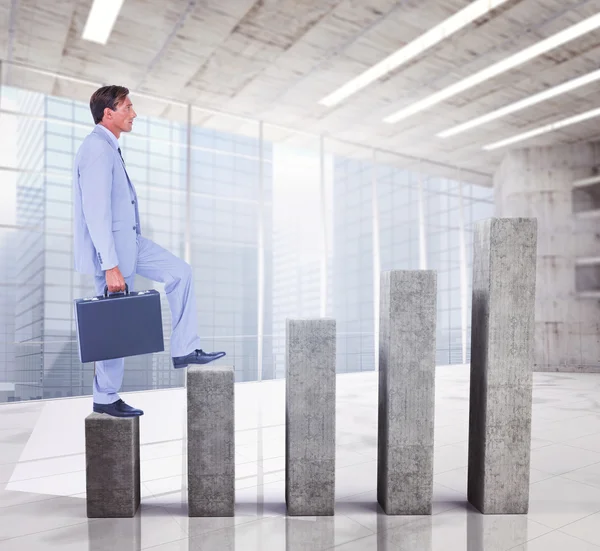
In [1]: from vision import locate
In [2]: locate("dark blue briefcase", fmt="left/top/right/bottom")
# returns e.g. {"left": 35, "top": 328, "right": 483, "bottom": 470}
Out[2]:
{"left": 74, "top": 285, "right": 165, "bottom": 363}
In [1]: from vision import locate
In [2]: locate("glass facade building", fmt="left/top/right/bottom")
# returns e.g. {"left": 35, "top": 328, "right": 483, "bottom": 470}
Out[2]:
{"left": 0, "top": 83, "right": 494, "bottom": 403}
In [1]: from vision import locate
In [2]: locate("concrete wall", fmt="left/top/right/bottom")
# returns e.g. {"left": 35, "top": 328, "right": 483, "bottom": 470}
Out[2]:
{"left": 494, "top": 143, "right": 600, "bottom": 372}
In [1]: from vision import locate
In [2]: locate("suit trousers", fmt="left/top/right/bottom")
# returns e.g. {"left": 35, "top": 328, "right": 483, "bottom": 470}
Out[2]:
{"left": 93, "top": 235, "right": 202, "bottom": 404}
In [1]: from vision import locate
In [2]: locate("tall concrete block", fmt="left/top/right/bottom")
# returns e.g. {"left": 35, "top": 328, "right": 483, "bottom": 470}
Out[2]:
{"left": 377, "top": 270, "right": 436, "bottom": 515}
{"left": 188, "top": 366, "right": 235, "bottom": 517}
{"left": 85, "top": 413, "right": 140, "bottom": 518}
{"left": 468, "top": 218, "right": 537, "bottom": 514}
{"left": 286, "top": 318, "right": 336, "bottom": 516}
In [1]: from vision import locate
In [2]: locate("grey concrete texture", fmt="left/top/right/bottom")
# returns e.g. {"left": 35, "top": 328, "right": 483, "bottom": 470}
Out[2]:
{"left": 494, "top": 143, "right": 600, "bottom": 372}
{"left": 187, "top": 366, "right": 235, "bottom": 517}
{"left": 377, "top": 270, "right": 437, "bottom": 515}
{"left": 85, "top": 413, "right": 140, "bottom": 518}
{"left": 468, "top": 217, "right": 537, "bottom": 514}
{"left": 285, "top": 318, "right": 336, "bottom": 516}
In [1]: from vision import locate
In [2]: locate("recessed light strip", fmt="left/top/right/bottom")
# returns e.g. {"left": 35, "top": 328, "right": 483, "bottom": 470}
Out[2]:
{"left": 384, "top": 12, "right": 600, "bottom": 124}
{"left": 319, "top": 0, "right": 511, "bottom": 108}
{"left": 483, "top": 106, "right": 600, "bottom": 150}
{"left": 438, "top": 68, "right": 600, "bottom": 138}
{"left": 82, "top": 0, "right": 125, "bottom": 45}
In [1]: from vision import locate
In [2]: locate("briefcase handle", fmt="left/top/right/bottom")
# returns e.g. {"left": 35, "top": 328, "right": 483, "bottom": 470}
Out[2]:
{"left": 103, "top": 284, "right": 129, "bottom": 298}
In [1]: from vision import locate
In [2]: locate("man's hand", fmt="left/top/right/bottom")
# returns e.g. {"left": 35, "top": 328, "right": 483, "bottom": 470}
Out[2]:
{"left": 105, "top": 266, "right": 126, "bottom": 293}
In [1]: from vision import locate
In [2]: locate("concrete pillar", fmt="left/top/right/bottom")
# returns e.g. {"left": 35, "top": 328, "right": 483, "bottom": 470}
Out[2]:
{"left": 85, "top": 413, "right": 140, "bottom": 518}
{"left": 187, "top": 366, "right": 235, "bottom": 517}
{"left": 285, "top": 318, "right": 336, "bottom": 516}
{"left": 468, "top": 218, "right": 537, "bottom": 514}
{"left": 377, "top": 270, "right": 436, "bottom": 515}
{"left": 494, "top": 143, "right": 600, "bottom": 372}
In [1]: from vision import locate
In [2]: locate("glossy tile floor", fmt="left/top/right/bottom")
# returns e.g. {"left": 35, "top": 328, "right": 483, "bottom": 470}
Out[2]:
{"left": 1, "top": 366, "right": 600, "bottom": 550}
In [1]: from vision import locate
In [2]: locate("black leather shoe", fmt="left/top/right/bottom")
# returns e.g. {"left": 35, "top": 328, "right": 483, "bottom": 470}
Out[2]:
{"left": 93, "top": 399, "right": 144, "bottom": 417}
{"left": 172, "top": 349, "right": 226, "bottom": 369}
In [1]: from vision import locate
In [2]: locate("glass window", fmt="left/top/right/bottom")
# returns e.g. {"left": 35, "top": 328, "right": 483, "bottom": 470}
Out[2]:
{"left": 46, "top": 151, "right": 73, "bottom": 170}
{"left": 149, "top": 123, "right": 171, "bottom": 141}
{"left": 46, "top": 99, "right": 73, "bottom": 120}
{"left": 46, "top": 133, "right": 73, "bottom": 152}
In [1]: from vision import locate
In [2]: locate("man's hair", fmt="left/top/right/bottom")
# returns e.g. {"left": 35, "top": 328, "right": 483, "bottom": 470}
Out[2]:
{"left": 89, "top": 85, "right": 129, "bottom": 124}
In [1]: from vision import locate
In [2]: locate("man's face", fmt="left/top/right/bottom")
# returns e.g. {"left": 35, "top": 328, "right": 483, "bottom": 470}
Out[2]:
{"left": 105, "top": 96, "right": 136, "bottom": 133}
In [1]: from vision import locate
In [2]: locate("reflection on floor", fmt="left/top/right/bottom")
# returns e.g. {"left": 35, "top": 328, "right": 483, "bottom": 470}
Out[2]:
{"left": 1, "top": 366, "right": 600, "bottom": 550}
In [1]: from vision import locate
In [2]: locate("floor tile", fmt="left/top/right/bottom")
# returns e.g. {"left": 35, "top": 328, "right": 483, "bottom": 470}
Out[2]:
{"left": 8, "top": 454, "right": 85, "bottom": 483}
{"left": 0, "top": 495, "right": 88, "bottom": 541}
{"left": 334, "top": 507, "right": 551, "bottom": 551}
{"left": 0, "top": 504, "right": 186, "bottom": 551}
{"left": 5, "top": 470, "right": 87, "bottom": 497}
{"left": 528, "top": 476, "right": 600, "bottom": 529}
{"left": 530, "top": 444, "right": 600, "bottom": 476}
{"left": 2, "top": 368, "right": 600, "bottom": 550}
{"left": 434, "top": 442, "right": 468, "bottom": 474}
{"left": 564, "top": 433, "right": 600, "bottom": 454}
{"left": 434, "top": 424, "right": 469, "bottom": 446}
{"left": 172, "top": 515, "right": 373, "bottom": 551}
{"left": 434, "top": 466, "right": 467, "bottom": 494}
{"left": 335, "top": 483, "right": 466, "bottom": 535}
{"left": 0, "top": 487, "right": 61, "bottom": 509}
{"left": 533, "top": 414, "right": 600, "bottom": 444}
{"left": 510, "top": 530, "right": 600, "bottom": 551}
{"left": 335, "top": 460, "right": 377, "bottom": 499}
{"left": 142, "top": 455, "right": 185, "bottom": 482}
{"left": 530, "top": 437, "right": 555, "bottom": 450}
{"left": 560, "top": 510, "right": 600, "bottom": 547}
{"left": 529, "top": 468, "right": 556, "bottom": 484}
{"left": 140, "top": 440, "right": 184, "bottom": 462}
{"left": 561, "top": 461, "right": 600, "bottom": 489}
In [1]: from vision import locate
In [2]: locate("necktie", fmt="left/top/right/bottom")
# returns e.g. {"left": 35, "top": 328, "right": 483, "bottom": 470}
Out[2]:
{"left": 117, "top": 147, "right": 124, "bottom": 164}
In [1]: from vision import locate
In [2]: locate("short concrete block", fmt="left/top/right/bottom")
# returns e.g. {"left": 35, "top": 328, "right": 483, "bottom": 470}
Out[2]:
{"left": 187, "top": 366, "right": 235, "bottom": 517}
{"left": 377, "top": 270, "right": 437, "bottom": 515}
{"left": 85, "top": 413, "right": 140, "bottom": 518}
{"left": 468, "top": 218, "right": 537, "bottom": 514}
{"left": 286, "top": 318, "right": 336, "bottom": 516}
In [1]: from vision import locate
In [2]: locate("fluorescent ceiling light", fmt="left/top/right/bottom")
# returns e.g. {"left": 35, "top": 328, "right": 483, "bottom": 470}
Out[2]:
{"left": 438, "top": 68, "right": 600, "bottom": 138}
{"left": 384, "top": 12, "right": 600, "bottom": 124}
{"left": 82, "top": 0, "right": 125, "bottom": 45}
{"left": 483, "top": 106, "right": 600, "bottom": 150}
{"left": 319, "top": 0, "right": 511, "bottom": 107}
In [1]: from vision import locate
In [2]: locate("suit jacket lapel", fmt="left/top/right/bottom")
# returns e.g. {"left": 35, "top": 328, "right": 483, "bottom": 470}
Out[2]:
{"left": 91, "top": 126, "right": 136, "bottom": 191}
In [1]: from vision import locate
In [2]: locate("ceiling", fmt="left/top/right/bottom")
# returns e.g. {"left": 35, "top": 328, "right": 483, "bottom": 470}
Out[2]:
{"left": 2, "top": 0, "right": 600, "bottom": 186}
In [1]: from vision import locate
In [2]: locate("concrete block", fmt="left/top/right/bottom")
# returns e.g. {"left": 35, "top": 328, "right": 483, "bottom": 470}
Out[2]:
{"left": 468, "top": 218, "right": 537, "bottom": 514}
{"left": 85, "top": 413, "right": 140, "bottom": 518}
{"left": 187, "top": 366, "right": 234, "bottom": 517}
{"left": 377, "top": 270, "right": 436, "bottom": 515}
{"left": 286, "top": 319, "right": 336, "bottom": 516}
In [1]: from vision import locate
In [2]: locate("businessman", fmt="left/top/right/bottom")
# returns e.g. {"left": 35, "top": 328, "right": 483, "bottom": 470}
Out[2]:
{"left": 73, "top": 85, "right": 225, "bottom": 418}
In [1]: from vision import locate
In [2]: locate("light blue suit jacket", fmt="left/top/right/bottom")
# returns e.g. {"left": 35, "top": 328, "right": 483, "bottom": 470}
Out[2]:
{"left": 73, "top": 125, "right": 141, "bottom": 278}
